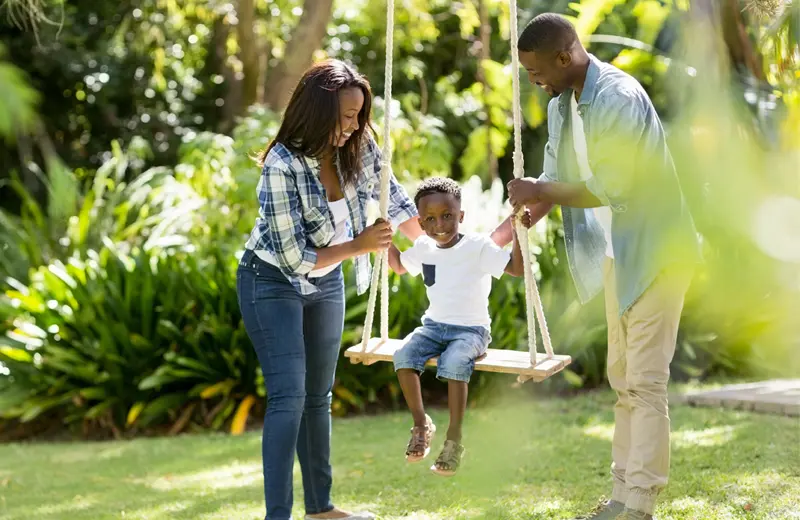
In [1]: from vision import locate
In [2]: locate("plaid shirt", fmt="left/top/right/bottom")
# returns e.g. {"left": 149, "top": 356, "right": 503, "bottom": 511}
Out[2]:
{"left": 245, "top": 133, "right": 417, "bottom": 295}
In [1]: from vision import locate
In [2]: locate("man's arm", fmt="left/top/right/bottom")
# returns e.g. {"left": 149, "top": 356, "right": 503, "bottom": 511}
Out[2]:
{"left": 539, "top": 180, "right": 603, "bottom": 208}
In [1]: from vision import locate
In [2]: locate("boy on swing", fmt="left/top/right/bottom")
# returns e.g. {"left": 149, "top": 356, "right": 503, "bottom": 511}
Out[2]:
{"left": 387, "top": 177, "right": 531, "bottom": 476}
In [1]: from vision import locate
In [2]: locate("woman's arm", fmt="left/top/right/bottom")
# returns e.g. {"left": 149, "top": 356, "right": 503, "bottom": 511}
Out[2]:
{"left": 261, "top": 162, "right": 391, "bottom": 275}
{"left": 312, "top": 242, "right": 363, "bottom": 270}
{"left": 398, "top": 218, "right": 424, "bottom": 241}
{"left": 368, "top": 134, "right": 421, "bottom": 240}
{"left": 314, "top": 220, "right": 393, "bottom": 269}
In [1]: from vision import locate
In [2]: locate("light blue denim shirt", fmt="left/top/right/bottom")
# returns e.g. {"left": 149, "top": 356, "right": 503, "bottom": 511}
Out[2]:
{"left": 539, "top": 54, "right": 700, "bottom": 314}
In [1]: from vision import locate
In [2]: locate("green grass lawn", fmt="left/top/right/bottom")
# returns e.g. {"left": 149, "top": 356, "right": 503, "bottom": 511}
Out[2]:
{"left": 1, "top": 386, "right": 798, "bottom": 519}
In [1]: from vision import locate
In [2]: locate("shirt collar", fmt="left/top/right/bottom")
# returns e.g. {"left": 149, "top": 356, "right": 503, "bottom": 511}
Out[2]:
{"left": 578, "top": 53, "right": 602, "bottom": 106}
{"left": 558, "top": 53, "right": 602, "bottom": 113}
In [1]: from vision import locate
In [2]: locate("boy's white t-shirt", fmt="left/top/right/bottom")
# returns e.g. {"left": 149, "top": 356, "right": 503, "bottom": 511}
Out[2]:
{"left": 399, "top": 234, "right": 510, "bottom": 328}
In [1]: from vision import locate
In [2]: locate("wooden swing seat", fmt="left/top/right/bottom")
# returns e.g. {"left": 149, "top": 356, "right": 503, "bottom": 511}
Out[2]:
{"left": 344, "top": 337, "right": 572, "bottom": 383}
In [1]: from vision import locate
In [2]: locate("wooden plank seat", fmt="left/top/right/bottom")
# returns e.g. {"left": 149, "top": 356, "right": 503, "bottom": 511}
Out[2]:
{"left": 345, "top": 337, "right": 572, "bottom": 383}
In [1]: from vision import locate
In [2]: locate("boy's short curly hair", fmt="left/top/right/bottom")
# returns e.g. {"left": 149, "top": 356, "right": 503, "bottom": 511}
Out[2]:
{"left": 414, "top": 177, "right": 461, "bottom": 207}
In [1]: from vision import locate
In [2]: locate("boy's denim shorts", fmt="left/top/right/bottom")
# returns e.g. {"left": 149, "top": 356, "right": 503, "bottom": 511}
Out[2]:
{"left": 393, "top": 318, "right": 491, "bottom": 383}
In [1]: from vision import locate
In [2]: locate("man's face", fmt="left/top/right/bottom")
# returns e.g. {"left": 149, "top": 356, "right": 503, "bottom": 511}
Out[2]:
{"left": 519, "top": 50, "right": 571, "bottom": 97}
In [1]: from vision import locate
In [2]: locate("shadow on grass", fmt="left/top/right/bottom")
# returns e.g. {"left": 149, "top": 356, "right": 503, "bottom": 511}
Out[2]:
{"left": 0, "top": 388, "right": 797, "bottom": 519}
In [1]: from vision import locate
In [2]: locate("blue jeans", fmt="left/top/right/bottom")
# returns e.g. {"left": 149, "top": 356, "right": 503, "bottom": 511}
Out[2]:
{"left": 393, "top": 318, "right": 491, "bottom": 383}
{"left": 237, "top": 250, "right": 344, "bottom": 520}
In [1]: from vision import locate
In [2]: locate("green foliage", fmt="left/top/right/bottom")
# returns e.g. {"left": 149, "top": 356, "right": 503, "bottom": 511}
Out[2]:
{"left": 0, "top": 44, "right": 39, "bottom": 141}
{"left": 0, "top": 245, "right": 258, "bottom": 435}
{"left": 0, "top": 140, "right": 202, "bottom": 283}
{"left": 2, "top": 0, "right": 798, "bottom": 440}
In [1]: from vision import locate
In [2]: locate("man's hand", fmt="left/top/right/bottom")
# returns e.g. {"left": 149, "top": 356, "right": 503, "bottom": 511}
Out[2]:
{"left": 507, "top": 178, "right": 543, "bottom": 208}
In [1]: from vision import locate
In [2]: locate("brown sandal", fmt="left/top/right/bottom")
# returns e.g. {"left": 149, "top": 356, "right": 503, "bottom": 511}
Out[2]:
{"left": 431, "top": 439, "right": 465, "bottom": 477}
{"left": 405, "top": 414, "right": 435, "bottom": 462}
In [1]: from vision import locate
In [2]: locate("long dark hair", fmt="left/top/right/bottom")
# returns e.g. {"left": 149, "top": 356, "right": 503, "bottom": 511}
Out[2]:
{"left": 258, "top": 59, "right": 373, "bottom": 186}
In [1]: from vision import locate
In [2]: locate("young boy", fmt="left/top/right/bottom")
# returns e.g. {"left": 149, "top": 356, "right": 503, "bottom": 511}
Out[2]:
{"left": 387, "top": 177, "right": 531, "bottom": 477}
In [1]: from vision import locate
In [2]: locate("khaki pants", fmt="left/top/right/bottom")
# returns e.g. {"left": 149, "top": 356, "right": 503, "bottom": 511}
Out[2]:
{"left": 604, "top": 258, "right": 691, "bottom": 515}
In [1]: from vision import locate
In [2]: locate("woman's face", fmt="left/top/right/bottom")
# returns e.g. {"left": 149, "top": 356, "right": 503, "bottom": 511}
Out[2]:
{"left": 333, "top": 87, "right": 365, "bottom": 147}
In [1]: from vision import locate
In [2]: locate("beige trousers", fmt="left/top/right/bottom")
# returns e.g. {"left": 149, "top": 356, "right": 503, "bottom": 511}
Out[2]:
{"left": 604, "top": 258, "right": 692, "bottom": 515}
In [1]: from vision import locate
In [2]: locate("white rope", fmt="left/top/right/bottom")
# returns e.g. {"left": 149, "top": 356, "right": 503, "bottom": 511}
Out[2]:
{"left": 360, "top": 0, "right": 395, "bottom": 351}
{"left": 508, "top": 0, "right": 553, "bottom": 361}
{"left": 361, "top": 0, "right": 556, "bottom": 365}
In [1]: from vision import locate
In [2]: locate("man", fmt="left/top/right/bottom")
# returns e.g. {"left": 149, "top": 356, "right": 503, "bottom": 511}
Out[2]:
{"left": 500, "top": 13, "right": 701, "bottom": 520}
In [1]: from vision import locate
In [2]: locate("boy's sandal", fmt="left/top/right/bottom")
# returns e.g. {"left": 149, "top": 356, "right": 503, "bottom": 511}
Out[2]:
{"left": 405, "top": 414, "right": 435, "bottom": 462}
{"left": 431, "top": 439, "right": 465, "bottom": 477}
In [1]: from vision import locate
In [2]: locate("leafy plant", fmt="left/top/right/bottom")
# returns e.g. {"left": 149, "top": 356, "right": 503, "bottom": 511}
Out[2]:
{"left": 0, "top": 245, "right": 258, "bottom": 438}
{"left": 0, "top": 140, "right": 203, "bottom": 283}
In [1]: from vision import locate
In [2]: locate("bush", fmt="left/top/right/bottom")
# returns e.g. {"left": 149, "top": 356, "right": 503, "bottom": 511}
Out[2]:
{"left": 3, "top": 115, "right": 795, "bottom": 440}
{"left": 0, "top": 140, "right": 202, "bottom": 283}
{"left": 0, "top": 245, "right": 259, "bottom": 439}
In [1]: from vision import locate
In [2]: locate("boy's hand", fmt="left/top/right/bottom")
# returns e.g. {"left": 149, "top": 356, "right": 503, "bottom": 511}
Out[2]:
{"left": 518, "top": 208, "right": 533, "bottom": 229}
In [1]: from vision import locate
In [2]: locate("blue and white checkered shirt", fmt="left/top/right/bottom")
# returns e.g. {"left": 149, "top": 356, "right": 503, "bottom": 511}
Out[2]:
{"left": 244, "top": 133, "right": 417, "bottom": 295}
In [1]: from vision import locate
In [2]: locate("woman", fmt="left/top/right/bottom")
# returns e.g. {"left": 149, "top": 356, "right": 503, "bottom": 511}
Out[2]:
{"left": 237, "top": 59, "right": 423, "bottom": 520}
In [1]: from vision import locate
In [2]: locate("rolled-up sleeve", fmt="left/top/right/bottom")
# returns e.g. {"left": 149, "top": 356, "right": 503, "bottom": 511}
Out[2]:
{"left": 369, "top": 137, "right": 418, "bottom": 226}
{"left": 536, "top": 98, "right": 561, "bottom": 183}
{"left": 585, "top": 91, "right": 646, "bottom": 212}
{"left": 539, "top": 139, "right": 558, "bottom": 183}
{"left": 260, "top": 163, "right": 318, "bottom": 275}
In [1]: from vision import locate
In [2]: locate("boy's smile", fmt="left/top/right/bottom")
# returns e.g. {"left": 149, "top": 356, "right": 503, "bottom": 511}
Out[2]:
{"left": 417, "top": 192, "right": 464, "bottom": 249}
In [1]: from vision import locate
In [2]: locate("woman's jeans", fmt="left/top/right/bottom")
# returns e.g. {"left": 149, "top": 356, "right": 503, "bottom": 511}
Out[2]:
{"left": 237, "top": 250, "right": 345, "bottom": 520}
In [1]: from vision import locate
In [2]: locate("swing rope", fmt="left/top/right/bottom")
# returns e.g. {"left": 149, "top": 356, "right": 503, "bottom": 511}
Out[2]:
{"left": 360, "top": 0, "right": 554, "bottom": 364}
{"left": 507, "top": 0, "right": 554, "bottom": 361}
{"left": 359, "top": 0, "right": 395, "bottom": 351}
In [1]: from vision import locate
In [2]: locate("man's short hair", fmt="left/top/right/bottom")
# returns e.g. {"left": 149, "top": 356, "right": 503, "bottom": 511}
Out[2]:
{"left": 518, "top": 13, "right": 579, "bottom": 54}
{"left": 414, "top": 177, "right": 461, "bottom": 207}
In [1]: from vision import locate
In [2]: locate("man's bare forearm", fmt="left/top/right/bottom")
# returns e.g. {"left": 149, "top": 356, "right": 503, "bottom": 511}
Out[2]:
{"left": 539, "top": 182, "right": 602, "bottom": 208}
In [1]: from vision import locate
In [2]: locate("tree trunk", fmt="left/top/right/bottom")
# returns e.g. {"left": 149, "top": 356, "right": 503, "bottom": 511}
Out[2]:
{"left": 238, "top": 0, "right": 259, "bottom": 109}
{"left": 263, "top": 0, "right": 335, "bottom": 112}
{"left": 210, "top": 15, "right": 241, "bottom": 133}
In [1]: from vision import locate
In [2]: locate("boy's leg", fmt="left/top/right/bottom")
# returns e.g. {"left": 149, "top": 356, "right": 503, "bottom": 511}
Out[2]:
{"left": 436, "top": 324, "right": 489, "bottom": 433}
{"left": 396, "top": 369, "right": 426, "bottom": 427}
{"left": 446, "top": 381, "right": 468, "bottom": 443}
{"left": 393, "top": 323, "right": 445, "bottom": 460}
{"left": 432, "top": 324, "right": 487, "bottom": 475}
{"left": 393, "top": 324, "right": 443, "bottom": 425}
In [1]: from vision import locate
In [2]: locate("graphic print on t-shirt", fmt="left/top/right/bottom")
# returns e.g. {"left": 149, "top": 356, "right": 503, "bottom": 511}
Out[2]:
{"left": 422, "top": 264, "right": 436, "bottom": 287}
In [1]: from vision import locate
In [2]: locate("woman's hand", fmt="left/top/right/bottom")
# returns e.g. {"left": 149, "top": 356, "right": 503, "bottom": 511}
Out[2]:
{"left": 354, "top": 218, "right": 393, "bottom": 254}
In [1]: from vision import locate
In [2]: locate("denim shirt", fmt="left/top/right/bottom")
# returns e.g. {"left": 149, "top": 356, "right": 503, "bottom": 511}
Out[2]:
{"left": 540, "top": 55, "right": 700, "bottom": 314}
